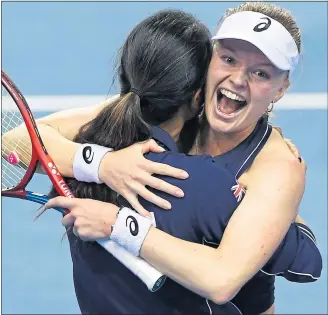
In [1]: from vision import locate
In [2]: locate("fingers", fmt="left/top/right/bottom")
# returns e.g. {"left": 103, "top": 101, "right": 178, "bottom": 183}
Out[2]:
{"left": 132, "top": 183, "right": 172, "bottom": 210}
{"left": 72, "top": 226, "right": 78, "bottom": 237}
{"left": 134, "top": 140, "right": 189, "bottom": 179}
{"left": 140, "top": 139, "right": 165, "bottom": 154}
{"left": 145, "top": 160, "right": 189, "bottom": 179}
{"left": 125, "top": 193, "right": 151, "bottom": 217}
{"left": 45, "top": 196, "right": 75, "bottom": 211}
{"left": 284, "top": 138, "right": 306, "bottom": 171}
{"left": 273, "top": 125, "right": 283, "bottom": 136}
{"left": 141, "top": 175, "right": 184, "bottom": 198}
{"left": 298, "top": 156, "right": 307, "bottom": 171}
{"left": 62, "top": 213, "right": 76, "bottom": 228}
{"left": 284, "top": 138, "right": 300, "bottom": 159}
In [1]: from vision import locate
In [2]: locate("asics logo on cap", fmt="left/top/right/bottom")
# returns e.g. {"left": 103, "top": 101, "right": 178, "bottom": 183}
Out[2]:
{"left": 253, "top": 17, "right": 271, "bottom": 32}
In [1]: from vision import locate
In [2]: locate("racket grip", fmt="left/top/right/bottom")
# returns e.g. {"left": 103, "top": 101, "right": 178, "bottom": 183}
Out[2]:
{"left": 97, "top": 239, "right": 166, "bottom": 292}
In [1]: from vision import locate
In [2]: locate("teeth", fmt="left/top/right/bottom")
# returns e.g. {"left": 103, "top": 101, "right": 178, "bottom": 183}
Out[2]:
{"left": 220, "top": 88, "right": 245, "bottom": 102}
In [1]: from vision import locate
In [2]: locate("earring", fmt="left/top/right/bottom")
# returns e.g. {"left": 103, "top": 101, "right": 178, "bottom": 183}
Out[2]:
{"left": 267, "top": 101, "right": 274, "bottom": 113}
{"left": 198, "top": 103, "right": 205, "bottom": 119}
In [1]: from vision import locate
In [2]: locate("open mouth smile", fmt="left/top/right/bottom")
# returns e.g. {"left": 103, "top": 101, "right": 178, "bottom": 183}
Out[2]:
{"left": 215, "top": 88, "right": 248, "bottom": 119}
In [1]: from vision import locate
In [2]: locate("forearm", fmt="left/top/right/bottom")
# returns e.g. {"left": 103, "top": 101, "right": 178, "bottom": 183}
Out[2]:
{"left": 3, "top": 123, "right": 80, "bottom": 175}
{"left": 140, "top": 165, "right": 304, "bottom": 302}
{"left": 2, "top": 123, "right": 34, "bottom": 169}
{"left": 36, "top": 124, "right": 80, "bottom": 175}
{"left": 141, "top": 227, "right": 236, "bottom": 304}
{"left": 2, "top": 98, "right": 117, "bottom": 175}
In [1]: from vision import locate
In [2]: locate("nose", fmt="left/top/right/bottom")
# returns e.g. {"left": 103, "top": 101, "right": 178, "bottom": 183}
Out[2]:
{"left": 229, "top": 69, "right": 247, "bottom": 89}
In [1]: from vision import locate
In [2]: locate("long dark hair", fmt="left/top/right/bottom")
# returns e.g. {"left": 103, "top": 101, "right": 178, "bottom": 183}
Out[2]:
{"left": 50, "top": 9, "right": 212, "bottom": 203}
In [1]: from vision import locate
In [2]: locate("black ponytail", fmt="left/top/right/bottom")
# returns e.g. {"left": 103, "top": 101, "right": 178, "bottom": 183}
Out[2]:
{"left": 78, "top": 93, "right": 151, "bottom": 150}
{"left": 49, "top": 9, "right": 212, "bottom": 203}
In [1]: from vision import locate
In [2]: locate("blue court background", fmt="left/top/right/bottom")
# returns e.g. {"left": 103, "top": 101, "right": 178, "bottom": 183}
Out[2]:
{"left": 2, "top": 2, "right": 327, "bottom": 314}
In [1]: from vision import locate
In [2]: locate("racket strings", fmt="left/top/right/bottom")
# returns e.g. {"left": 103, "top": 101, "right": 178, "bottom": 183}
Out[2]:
{"left": 2, "top": 133, "right": 32, "bottom": 165}
{"left": 2, "top": 161, "right": 26, "bottom": 185}
{"left": 2, "top": 107, "right": 33, "bottom": 163}
{"left": 2, "top": 86, "right": 32, "bottom": 190}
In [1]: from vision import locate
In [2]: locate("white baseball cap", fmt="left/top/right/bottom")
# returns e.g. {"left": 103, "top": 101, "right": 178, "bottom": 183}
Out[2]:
{"left": 212, "top": 11, "right": 299, "bottom": 72}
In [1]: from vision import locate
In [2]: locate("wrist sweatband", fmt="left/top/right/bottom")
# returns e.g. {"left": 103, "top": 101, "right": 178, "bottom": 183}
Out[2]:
{"left": 110, "top": 207, "right": 156, "bottom": 256}
{"left": 73, "top": 143, "right": 113, "bottom": 184}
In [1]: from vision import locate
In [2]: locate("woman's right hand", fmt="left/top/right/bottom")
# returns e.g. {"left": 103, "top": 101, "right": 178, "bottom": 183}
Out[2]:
{"left": 98, "top": 139, "right": 189, "bottom": 216}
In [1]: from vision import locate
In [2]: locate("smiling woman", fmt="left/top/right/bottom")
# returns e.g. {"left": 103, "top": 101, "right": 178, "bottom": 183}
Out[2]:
{"left": 204, "top": 37, "right": 290, "bottom": 133}
{"left": 202, "top": 8, "right": 299, "bottom": 141}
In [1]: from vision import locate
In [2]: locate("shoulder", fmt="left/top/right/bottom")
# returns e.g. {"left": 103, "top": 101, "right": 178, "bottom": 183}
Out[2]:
{"left": 248, "top": 127, "right": 305, "bottom": 185}
{"left": 147, "top": 151, "right": 242, "bottom": 200}
{"left": 149, "top": 151, "right": 235, "bottom": 181}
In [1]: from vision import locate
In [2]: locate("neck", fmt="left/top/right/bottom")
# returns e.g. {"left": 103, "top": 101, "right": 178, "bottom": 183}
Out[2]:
{"left": 159, "top": 112, "right": 186, "bottom": 142}
{"left": 194, "top": 121, "right": 257, "bottom": 156}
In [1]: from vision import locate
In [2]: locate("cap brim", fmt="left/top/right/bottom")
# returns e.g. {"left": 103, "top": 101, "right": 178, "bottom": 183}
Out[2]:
{"left": 212, "top": 32, "right": 291, "bottom": 71}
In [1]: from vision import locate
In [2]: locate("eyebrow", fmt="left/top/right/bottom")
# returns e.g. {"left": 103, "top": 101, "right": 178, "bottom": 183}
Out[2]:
{"left": 217, "top": 43, "right": 236, "bottom": 53}
{"left": 255, "top": 63, "right": 276, "bottom": 69}
{"left": 217, "top": 44, "right": 277, "bottom": 69}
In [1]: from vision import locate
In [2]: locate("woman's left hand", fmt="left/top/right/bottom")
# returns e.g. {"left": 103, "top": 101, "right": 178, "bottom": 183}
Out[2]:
{"left": 98, "top": 139, "right": 189, "bottom": 217}
{"left": 44, "top": 197, "right": 120, "bottom": 241}
{"left": 273, "top": 125, "right": 306, "bottom": 169}
{"left": 283, "top": 138, "right": 307, "bottom": 171}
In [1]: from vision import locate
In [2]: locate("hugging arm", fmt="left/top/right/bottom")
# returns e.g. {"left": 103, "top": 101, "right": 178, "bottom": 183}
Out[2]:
{"left": 4, "top": 100, "right": 322, "bottom": 302}
{"left": 1, "top": 98, "right": 188, "bottom": 215}
{"left": 2, "top": 97, "right": 115, "bottom": 175}
{"left": 139, "top": 158, "right": 321, "bottom": 302}
{"left": 47, "top": 157, "right": 321, "bottom": 304}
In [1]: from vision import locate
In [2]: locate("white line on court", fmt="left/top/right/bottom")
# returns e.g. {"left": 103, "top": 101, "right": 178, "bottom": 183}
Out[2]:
{"left": 3, "top": 93, "right": 327, "bottom": 111}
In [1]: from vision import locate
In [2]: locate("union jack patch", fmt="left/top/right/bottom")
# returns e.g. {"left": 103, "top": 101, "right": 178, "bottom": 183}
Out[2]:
{"left": 231, "top": 182, "right": 246, "bottom": 202}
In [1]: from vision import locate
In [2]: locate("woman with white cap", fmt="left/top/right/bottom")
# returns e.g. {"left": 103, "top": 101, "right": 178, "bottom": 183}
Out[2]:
{"left": 7, "top": 2, "right": 317, "bottom": 314}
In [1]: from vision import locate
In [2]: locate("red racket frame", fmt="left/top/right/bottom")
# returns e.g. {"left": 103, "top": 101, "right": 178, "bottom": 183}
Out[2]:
{"left": 2, "top": 71, "right": 73, "bottom": 212}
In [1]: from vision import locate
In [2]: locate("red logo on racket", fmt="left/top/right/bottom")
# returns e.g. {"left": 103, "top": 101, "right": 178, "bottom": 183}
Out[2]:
{"left": 7, "top": 152, "right": 20, "bottom": 165}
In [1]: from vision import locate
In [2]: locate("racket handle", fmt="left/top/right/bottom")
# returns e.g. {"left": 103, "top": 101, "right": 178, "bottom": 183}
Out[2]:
{"left": 97, "top": 239, "right": 166, "bottom": 292}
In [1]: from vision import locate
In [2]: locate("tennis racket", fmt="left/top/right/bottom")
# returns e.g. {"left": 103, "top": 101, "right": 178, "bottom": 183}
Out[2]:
{"left": 1, "top": 70, "right": 166, "bottom": 292}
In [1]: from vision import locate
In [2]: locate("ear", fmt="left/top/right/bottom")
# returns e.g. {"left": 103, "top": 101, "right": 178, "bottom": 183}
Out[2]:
{"left": 273, "top": 78, "right": 290, "bottom": 103}
{"left": 192, "top": 89, "right": 203, "bottom": 111}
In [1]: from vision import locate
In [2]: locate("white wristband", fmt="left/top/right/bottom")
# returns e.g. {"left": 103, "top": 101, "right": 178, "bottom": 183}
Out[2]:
{"left": 110, "top": 207, "right": 156, "bottom": 256}
{"left": 73, "top": 143, "right": 113, "bottom": 184}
